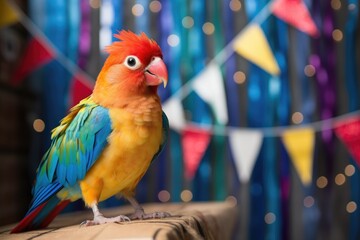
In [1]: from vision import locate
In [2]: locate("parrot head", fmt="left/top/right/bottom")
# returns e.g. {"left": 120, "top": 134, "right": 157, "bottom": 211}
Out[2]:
{"left": 93, "top": 30, "right": 168, "bottom": 107}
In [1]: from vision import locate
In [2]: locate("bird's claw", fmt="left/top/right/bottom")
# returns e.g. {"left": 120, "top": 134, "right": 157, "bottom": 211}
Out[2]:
{"left": 80, "top": 215, "right": 131, "bottom": 227}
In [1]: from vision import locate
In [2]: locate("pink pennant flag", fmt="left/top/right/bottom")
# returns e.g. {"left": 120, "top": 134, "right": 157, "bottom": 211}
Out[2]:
{"left": 69, "top": 73, "right": 93, "bottom": 107}
{"left": 271, "top": 0, "right": 319, "bottom": 37}
{"left": 11, "top": 37, "right": 55, "bottom": 85}
{"left": 181, "top": 126, "right": 212, "bottom": 180}
{"left": 335, "top": 116, "right": 360, "bottom": 168}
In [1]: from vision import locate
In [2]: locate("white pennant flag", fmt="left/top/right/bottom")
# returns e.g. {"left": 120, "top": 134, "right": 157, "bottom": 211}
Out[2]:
{"left": 229, "top": 129, "right": 263, "bottom": 183}
{"left": 193, "top": 63, "right": 228, "bottom": 124}
{"left": 162, "top": 96, "right": 186, "bottom": 131}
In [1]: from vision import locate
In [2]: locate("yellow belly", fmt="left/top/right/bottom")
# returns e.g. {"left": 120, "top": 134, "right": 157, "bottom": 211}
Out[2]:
{"left": 79, "top": 105, "right": 162, "bottom": 206}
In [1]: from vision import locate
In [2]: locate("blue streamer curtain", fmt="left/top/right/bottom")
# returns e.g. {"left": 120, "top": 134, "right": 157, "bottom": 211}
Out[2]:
{"left": 22, "top": 0, "right": 360, "bottom": 239}
{"left": 243, "top": 1, "right": 287, "bottom": 239}
{"left": 29, "top": 0, "right": 70, "bottom": 152}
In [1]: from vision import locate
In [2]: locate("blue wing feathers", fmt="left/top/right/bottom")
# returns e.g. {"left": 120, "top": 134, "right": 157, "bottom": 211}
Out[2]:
{"left": 29, "top": 182, "right": 62, "bottom": 214}
{"left": 28, "top": 98, "right": 112, "bottom": 214}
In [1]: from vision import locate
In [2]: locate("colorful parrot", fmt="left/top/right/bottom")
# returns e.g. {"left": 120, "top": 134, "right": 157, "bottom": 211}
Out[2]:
{"left": 11, "top": 30, "right": 169, "bottom": 233}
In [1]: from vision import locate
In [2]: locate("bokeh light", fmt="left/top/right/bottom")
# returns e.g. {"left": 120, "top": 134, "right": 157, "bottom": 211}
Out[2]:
{"left": 335, "top": 173, "right": 346, "bottom": 186}
{"left": 149, "top": 0, "right": 162, "bottom": 13}
{"left": 182, "top": 16, "right": 194, "bottom": 29}
{"left": 33, "top": 119, "right": 45, "bottom": 133}
{"left": 349, "top": 3, "right": 356, "bottom": 11}
{"left": 304, "top": 64, "right": 316, "bottom": 77}
{"left": 264, "top": 212, "right": 276, "bottom": 224}
{"left": 292, "top": 112, "right": 304, "bottom": 124}
{"left": 331, "top": 0, "right": 341, "bottom": 10}
{"left": 344, "top": 164, "right": 356, "bottom": 177}
{"left": 180, "top": 190, "right": 193, "bottom": 202}
{"left": 304, "top": 196, "right": 315, "bottom": 208}
{"left": 89, "top": 0, "right": 100, "bottom": 9}
{"left": 332, "top": 29, "right": 343, "bottom": 42}
{"left": 346, "top": 201, "right": 357, "bottom": 213}
{"left": 233, "top": 71, "right": 246, "bottom": 84}
{"left": 203, "top": 22, "right": 215, "bottom": 35}
{"left": 158, "top": 190, "right": 170, "bottom": 202}
{"left": 229, "top": 0, "right": 242, "bottom": 12}
{"left": 132, "top": 3, "right": 144, "bottom": 17}
{"left": 226, "top": 195, "right": 238, "bottom": 207}
{"left": 316, "top": 176, "right": 328, "bottom": 188}
{"left": 167, "top": 34, "right": 180, "bottom": 47}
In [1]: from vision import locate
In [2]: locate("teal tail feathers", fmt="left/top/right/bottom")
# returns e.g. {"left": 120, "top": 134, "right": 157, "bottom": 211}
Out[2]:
{"left": 11, "top": 196, "right": 70, "bottom": 233}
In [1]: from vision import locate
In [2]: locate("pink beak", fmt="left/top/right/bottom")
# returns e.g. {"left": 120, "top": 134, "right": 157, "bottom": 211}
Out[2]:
{"left": 144, "top": 57, "right": 168, "bottom": 88}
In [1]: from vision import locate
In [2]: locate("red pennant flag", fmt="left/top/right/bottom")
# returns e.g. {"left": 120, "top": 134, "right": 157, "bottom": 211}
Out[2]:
{"left": 69, "top": 73, "right": 94, "bottom": 107}
{"left": 11, "top": 37, "right": 55, "bottom": 85}
{"left": 335, "top": 116, "right": 360, "bottom": 167}
{"left": 182, "top": 126, "right": 212, "bottom": 180}
{"left": 271, "top": 0, "right": 319, "bottom": 37}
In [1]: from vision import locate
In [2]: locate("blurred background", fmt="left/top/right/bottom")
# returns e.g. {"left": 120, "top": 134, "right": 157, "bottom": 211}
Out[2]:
{"left": 0, "top": 0, "right": 360, "bottom": 239}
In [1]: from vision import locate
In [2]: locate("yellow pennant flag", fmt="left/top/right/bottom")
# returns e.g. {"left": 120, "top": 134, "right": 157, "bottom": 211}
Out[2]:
{"left": 282, "top": 128, "right": 315, "bottom": 186}
{"left": 0, "top": 0, "right": 19, "bottom": 28}
{"left": 233, "top": 24, "right": 280, "bottom": 75}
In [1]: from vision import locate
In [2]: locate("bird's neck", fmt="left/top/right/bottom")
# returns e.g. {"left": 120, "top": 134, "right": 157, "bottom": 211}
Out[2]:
{"left": 92, "top": 85, "right": 160, "bottom": 109}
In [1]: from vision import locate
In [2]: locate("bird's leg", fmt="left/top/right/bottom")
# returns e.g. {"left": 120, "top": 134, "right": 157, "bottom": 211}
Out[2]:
{"left": 81, "top": 203, "right": 130, "bottom": 226}
{"left": 127, "top": 196, "right": 171, "bottom": 220}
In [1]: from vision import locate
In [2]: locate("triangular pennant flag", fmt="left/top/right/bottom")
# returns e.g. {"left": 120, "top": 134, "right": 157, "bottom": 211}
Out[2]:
{"left": 69, "top": 73, "right": 93, "bottom": 107}
{"left": 282, "top": 128, "right": 315, "bottom": 186}
{"left": 335, "top": 116, "right": 360, "bottom": 168}
{"left": 182, "top": 126, "right": 212, "bottom": 180}
{"left": 162, "top": 97, "right": 186, "bottom": 131}
{"left": 233, "top": 24, "right": 280, "bottom": 75}
{"left": 11, "top": 37, "right": 55, "bottom": 85}
{"left": 0, "top": 0, "right": 20, "bottom": 28}
{"left": 193, "top": 63, "right": 228, "bottom": 124}
{"left": 271, "top": 0, "right": 319, "bottom": 37}
{"left": 229, "top": 129, "right": 263, "bottom": 183}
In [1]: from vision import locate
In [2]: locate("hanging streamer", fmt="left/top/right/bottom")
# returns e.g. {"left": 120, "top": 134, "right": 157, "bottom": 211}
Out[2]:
{"left": 111, "top": 0, "right": 122, "bottom": 43}
{"left": 209, "top": 0, "right": 227, "bottom": 201}
{"left": 135, "top": 0, "right": 149, "bottom": 34}
{"left": 159, "top": 0, "right": 182, "bottom": 202}
{"left": 244, "top": 2, "right": 268, "bottom": 239}
{"left": 100, "top": 0, "right": 114, "bottom": 51}
{"left": 78, "top": 0, "right": 91, "bottom": 70}
{"left": 344, "top": 1, "right": 360, "bottom": 239}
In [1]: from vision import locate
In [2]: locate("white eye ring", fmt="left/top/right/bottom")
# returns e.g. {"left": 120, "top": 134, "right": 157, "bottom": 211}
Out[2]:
{"left": 124, "top": 55, "right": 142, "bottom": 70}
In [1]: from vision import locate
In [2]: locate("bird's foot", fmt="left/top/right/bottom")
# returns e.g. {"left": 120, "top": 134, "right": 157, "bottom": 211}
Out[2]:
{"left": 129, "top": 209, "right": 171, "bottom": 220}
{"left": 81, "top": 214, "right": 130, "bottom": 227}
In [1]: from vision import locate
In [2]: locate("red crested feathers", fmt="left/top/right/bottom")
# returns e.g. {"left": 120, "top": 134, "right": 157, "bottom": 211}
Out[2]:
{"left": 105, "top": 30, "right": 163, "bottom": 68}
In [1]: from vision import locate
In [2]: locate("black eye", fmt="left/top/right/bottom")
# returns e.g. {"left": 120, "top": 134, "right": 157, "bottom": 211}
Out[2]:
{"left": 127, "top": 57, "right": 136, "bottom": 66}
{"left": 124, "top": 55, "right": 141, "bottom": 69}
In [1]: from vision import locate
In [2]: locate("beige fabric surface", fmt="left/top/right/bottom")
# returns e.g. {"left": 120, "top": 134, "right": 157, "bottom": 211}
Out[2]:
{"left": 0, "top": 201, "right": 237, "bottom": 240}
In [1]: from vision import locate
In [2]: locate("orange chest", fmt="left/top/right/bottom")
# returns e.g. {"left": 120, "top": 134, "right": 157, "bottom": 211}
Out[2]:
{"left": 81, "top": 104, "right": 163, "bottom": 202}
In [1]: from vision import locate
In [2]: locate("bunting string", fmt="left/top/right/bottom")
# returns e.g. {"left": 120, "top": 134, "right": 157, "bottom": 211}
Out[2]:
{"left": 174, "top": 110, "right": 360, "bottom": 137}
{"left": 163, "top": 0, "right": 275, "bottom": 102}
{"left": 8, "top": 1, "right": 95, "bottom": 90}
